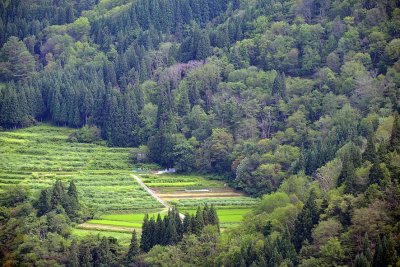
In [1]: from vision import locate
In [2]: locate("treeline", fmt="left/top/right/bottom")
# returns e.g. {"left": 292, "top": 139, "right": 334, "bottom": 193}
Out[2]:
{"left": 140, "top": 205, "right": 219, "bottom": 252}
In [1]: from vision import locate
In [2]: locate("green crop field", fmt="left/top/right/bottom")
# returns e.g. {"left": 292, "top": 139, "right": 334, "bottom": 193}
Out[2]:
{"left": 140, "top": 174, "right": 223, "bottom": 189}
{"left": 71, "top": 228, "right": 132, "bottom": 246}
{"left": 0, "top": 124, "right": 162, "bottom": 212}
{"left": 180, "top": 207, "right": 252, "bottom": 228}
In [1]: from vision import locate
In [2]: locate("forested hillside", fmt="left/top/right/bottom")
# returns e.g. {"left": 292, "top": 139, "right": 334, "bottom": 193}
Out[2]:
{"left": 1, "top": 0, "right": 400, "bottom": 266}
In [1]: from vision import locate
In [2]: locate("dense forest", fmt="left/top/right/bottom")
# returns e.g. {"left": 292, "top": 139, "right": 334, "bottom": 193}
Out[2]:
{"left": 1, "top": 0, "right": 400, "bottom": 266}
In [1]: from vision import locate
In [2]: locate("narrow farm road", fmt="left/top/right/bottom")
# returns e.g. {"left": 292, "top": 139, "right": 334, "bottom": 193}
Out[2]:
{"left": 131, "top": 174, "right": 170, "bottom": 209}
{"left": 131, "top": 174, "right": 185, "bottom": 219}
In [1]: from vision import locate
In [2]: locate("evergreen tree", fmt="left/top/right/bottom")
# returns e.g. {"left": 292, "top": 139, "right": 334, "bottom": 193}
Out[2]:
{"left": 209, "top": 204, "right": 220, "bottom": 231}
{"left": 272, "top": 72, "right": 287, "bottom": 101}
{"left": 373, "top": 236, "right": 384, "bottom": 267}
{"left": 389, "top": 113, "right": 400, "bottom": 152}
{"left": 148, "top": 216, "right": 156, "bottom": 248}
{"left": 363, "top": 135, "right": 376, "bottom": 163}
{"left": 362, "top": 233, "right": 372, "bottom": 263}
{"left": 338, "top": 155, "right": 357, "bottom": 194}
{"left": 193, "top": 206, "right": 205, "bottom": 234}
{"left": 66, "top": 180, "right": 80, "bottom": 218}
{"left": 126, "top": 230, "right": 139, "bottom": 264}
{"left": 51, "top": 179, "right": 66, "bottom": 209}
{"left": 354, "top": 254, "right": 371, "bottom": 267}
{"left": 37, "top": 189, "right": 51, "bottom": 216}
{"left": 69, "top": 240, "right": 79, "bottom": 267}
{"left": 292, "top": 190, "right": 319, "bottom": 251}
{"left": 368, "top": 161, "right": 384, "bottom": 186}
{"left": 80, "top": 244, "right": 92, "bottom": 267}
{"left": 165, "top": 218, "right": 178, "bottom": 245}
{"left": 140, "top": 214, "right": 151, "bottom": 252}
{"left": 182, "top": 213, "right": 192, "bottom": 234}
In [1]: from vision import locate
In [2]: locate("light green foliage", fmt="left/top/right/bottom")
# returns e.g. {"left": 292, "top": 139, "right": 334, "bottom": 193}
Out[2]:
{"left": 0, "top": 125, "right": 161, "bottom": 212}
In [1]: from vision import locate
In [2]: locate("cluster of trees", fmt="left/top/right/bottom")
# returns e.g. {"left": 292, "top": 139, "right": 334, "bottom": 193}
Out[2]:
{"left": 1, "top": 0, "right": 400, "bottom": 265}
{"left": 36, "top": 179, "right": 81, "bottom": 220}
{"left": 140, "top": 205, "right": 219, "bottom": 252}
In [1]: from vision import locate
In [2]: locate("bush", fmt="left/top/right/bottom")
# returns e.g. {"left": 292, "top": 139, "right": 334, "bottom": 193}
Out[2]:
{"left": 68, "top": 125, "right": 101, "bottom": 143}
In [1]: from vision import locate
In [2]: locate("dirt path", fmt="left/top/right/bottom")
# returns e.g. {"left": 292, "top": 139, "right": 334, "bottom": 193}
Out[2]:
{"left": 77, "top": 223, "right": 139, "bottom": 233}
{"left": 131, "top": 174, "right": 170, "bottom": 209}
{"left": 132, "top": 173, "right": 185, "bottom": 219}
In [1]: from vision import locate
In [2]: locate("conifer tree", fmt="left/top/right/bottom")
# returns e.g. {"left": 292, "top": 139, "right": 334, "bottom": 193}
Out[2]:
{"left": 292, "top": 190, "right": 319, "bottom": 251}
{"left": 272, "top": 72, "right": 287, "bottom": 101}
{"left": 66, "top": 180, "right": 80, "bottom": 218}
{"left": 165, "top": 218, "right": 178, "bottom": 245}
{"left": 69, "top": 240, "right": 79, "bottom": 267}
{"left": 51, "top": 179, "right": 66, "bottom": 209}
{"left": 363, "top": 135, "right": 376, "bottom": 163}
{"left": 354, "top": 254, "right": 371, "bottom": 267}
{"left": 362, "top": 233, "right": 372, "bottom": 263}
{"left": 80, "top": 244, "right": 92, "bottom": 267}
{"left": 140, "top": 214, "right": 151, "bottom": 252}
{"left": 368, "top": 161, "right": 384, "bottom": 186}
{"left": 126, "top": 230, "right": 139, "bottom": 263}
{"left": 389, "top": 113, "right": 400, "bottom": 152}
{"left": 182, "top": 213, "right": 192, "bottom": 234}
{"left": 338, "top": 155, "right": 357, "bottom": 194}
{"left": 37, "top": 189, "right": 51, "bottom": 216}
{"left": 193, "top": 206, "right": 205, "bottom": 234}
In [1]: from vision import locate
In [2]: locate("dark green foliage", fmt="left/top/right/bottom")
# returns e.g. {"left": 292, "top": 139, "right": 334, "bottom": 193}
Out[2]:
{"left": 37, "top": 189, "right": 51, "bottom": 216}
{"left": 363, "top": 136, "right": 376, "bottom": 163}
{"left": 292, "top": 190, "right": 319, "bottom": 251}
{"left": 390, "top": 113, "right": 400, "bottom": 152}
{"left": 69, "top": 240, "right": 79, "bottom": 267}
{"left": 368, "top": 161, "right": 384, "bottom": 186}
{"left": 354, "top": 254, "right": 371, "bottom": 267}
{"left": 126, "top": 230, "right": 140, "bottom": 263}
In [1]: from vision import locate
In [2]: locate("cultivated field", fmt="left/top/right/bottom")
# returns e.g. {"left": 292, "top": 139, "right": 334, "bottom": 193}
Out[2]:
{"left": 0, "top": 124, "right": 162, "bottom": 212}
{"left": 0, "top": 124, "right": 258, "bottom": 244}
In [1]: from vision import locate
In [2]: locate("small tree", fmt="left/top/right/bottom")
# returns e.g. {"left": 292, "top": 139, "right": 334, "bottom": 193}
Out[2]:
{"left": 126, "top": 230, "right": 140, "bottom": 263}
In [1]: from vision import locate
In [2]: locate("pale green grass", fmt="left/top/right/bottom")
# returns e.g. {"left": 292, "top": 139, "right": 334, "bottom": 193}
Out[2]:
{"left": 71, "top": 228, "right": 132, "bottom": 246}
{"left": 0, "top": 124, "right": 162, "bottom": 212}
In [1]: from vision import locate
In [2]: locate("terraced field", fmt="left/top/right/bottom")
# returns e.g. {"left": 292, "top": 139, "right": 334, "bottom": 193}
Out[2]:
{"left": 0, "top": 124, "right": 258, "bottom": 243}
{"left": 0, "top": 124, "right": 162, "bottom": 212}
{"left": 140, "top": 173, "right": 259, "bottom": 209}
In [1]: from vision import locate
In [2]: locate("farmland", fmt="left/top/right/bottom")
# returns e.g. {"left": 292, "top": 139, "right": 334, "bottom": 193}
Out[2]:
{"left": 0, "top": 124, "right": 258, "bottom": 244}
{"left": 0, "top": 124, "right": 162, "bottom": 212}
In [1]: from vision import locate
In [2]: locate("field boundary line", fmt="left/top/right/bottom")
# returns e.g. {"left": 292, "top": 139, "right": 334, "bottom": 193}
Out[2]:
{"left": 131, "top": 174, "right": 170, "bottom": 209}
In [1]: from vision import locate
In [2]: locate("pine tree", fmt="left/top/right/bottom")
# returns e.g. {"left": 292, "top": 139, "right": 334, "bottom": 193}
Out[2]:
{"left": 354, "top": 254, "right": 371, "bottom": 267}
{"left": 37, "top": 189, "right": 51, "bottom": 216}
{"left": 272, "top": 72, "right": 287, "bottom": 101}
{"left": 51, "top": 179, "right": 66, "bottom": 209}
{"left": 69, "top": 240, "right": 79, "bottom": 267}
{"left": 80, "top": 244, "right": 92, "bottom": 267}
{"left": 126, "top": 230, "right": 139, "bottom": 264}
{"left": 338, "top": 155, "right": 357, "bottom": 194}
{"left": 368, "top": 161, "right": 384, "bottom": 186}
{"left": 382, "top": 234, "right": 397, "bottom": 267}
{"left": 148, "top": 216, "right": 156, "bottom": 248}
{"left": 193, "top": 206, "right": 205, "bottom": 234}
{"left": 362, "top": 233, "right": 372, "bottom": 263}
{"left": 182, "top": 213, "right": 192, "bottom": 234}
{"left": 203, "top": 204, "right": 210, "bottom": 225}
{"left": 389, "top": 113, "right": 400, "bottom": 152}
{"left": 140, "top": 214, "right": 151, "bottom": 252}
{"left": 373, "top": 236, "right": 384, "bottom": 267}
{"left": 154, "top": 214, "right": 163, "bottom": 245}
{"left": 209, "top": 204, "right": 220, "bottom": 231}
{"left": 363, "top": 135, "right": 376, "bottom": 163}
{"left": 66, "top": 180, "right": 80, "bottom": 218}
{"left": 165, "top": 218, "right": 178, "bottom": 245}
{"left": 292, "top": 190, "right": 319, "bottom": 251}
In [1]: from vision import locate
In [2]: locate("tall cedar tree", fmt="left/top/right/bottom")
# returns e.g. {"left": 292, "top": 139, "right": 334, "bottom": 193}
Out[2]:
{"left": 292, "top": 190, "right": 319, "bottom": 251}
{"left": 363, "top": 135, "right": 376, "bottom": 163}
{"left": 390, "top": 113, "right": 400, "bottom": 152}
{"left": 126, "top": 230, "right": 139, "bottom": 263}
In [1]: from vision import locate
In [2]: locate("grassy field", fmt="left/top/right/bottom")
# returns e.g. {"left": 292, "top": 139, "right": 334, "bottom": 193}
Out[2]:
{"left": 0, "top": 124, "right": 162, "bottom": 212}
{"left": 0, "top": 124, "right": 258, "bottom": 244}
{"left": 71, "top": 228, "right": 132, "bottom": 246}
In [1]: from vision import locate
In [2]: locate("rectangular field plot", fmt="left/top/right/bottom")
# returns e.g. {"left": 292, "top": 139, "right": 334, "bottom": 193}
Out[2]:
{"left": 0, "top": 124, "right": 162, "bottom": 212}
